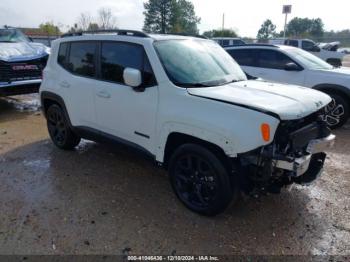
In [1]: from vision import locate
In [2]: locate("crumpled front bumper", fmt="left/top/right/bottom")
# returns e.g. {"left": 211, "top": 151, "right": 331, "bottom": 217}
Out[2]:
{"left": 274, "top": 134, "right": 335, "bottom": 177}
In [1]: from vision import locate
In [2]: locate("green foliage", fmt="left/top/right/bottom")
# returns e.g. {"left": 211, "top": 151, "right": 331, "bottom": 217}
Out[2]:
{"left": 143, "top": 0, "right": 200, "bottom": 34}
{"left": 143, "top": 0, "right": 175, "bottom": 33}
{"left": 203, "top": 29, "right": 238, "bottom": 38}
{"left": 39, "top": 22, "right": 61, "bottom": 35}
{"left": 286, "top": 17, "right": 324, "bottom": 37}
{"left": 171, "top": 0, "right": 200, "bottom": 34}
{"left": 87, "top": 23, "right": 100, "bottom": 31}
{"left": 257, "top": 19, "right": 276, "bottom": 39}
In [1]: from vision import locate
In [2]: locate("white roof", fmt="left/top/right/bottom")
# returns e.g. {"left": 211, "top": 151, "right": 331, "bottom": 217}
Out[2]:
{"left": 225, "top": 44, "right": 298, "bottom": 51}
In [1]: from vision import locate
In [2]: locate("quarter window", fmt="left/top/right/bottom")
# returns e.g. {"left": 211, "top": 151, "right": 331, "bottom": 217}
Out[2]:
{"left": 68, "top": 42, "right": 97, "bottom": 77}
{"left": 57, "top": 43, "right": 68, "bottom": 68}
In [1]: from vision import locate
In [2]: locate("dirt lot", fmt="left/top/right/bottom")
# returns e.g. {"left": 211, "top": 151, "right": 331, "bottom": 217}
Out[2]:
{"left": 343, "top": 55, "right": 350, "bottom": 67}
{"left": 0, "top": 94, "right": 349, "bottom": 256}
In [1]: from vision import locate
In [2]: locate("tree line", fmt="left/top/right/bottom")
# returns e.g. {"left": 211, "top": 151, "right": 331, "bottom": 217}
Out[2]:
{"left": 143, "top": 0, "right": 200, "bottom": 34}
{"left": 34, "top": 0, "right": 350, "bottom": 47}
{"left": 257, "top": 17, "right": 324, "bottom": 40}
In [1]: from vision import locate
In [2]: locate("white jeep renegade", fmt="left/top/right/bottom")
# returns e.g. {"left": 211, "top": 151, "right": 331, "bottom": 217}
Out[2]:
{"left": 40, "top": 30, "right": 335, "bottom": 216}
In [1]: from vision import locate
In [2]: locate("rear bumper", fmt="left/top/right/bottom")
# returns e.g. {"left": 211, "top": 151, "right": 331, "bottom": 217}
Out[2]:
{"left": 0, "top": 79, "right": 41, "bottom": 96}
{"left": 274, "top": 134, "right": 335, "bottom": 176}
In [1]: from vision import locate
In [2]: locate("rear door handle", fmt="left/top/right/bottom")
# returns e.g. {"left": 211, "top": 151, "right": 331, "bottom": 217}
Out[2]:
{"left": 97, "top": 90, "right": 111, "bottom": 99}
{"left": 60, "top": 81, "right": 70, "bottom": 88}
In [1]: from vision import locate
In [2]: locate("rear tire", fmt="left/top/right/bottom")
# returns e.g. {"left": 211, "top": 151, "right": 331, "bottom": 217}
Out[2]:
{"left": 168, "top": 144, "right": 237, "bottom": 216}
{"left": 46, "top": 104, "right": 81, "bottom": 150}
{"left": 323, "top": 93, "right": 349, "bottom": 129}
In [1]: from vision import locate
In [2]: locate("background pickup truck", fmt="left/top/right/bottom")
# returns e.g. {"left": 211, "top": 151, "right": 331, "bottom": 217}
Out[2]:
{"left": 268, "top": 38, "right": 345, "bottom": 67}
{"left": 0, "top": 27, "right": 49, "bottom": 97}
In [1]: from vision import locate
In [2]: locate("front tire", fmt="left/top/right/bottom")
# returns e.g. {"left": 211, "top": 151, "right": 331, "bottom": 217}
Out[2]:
{"left": 323, "top": 94, "right": 349, "bottom": 129}
{"left": 168, "top": 144, "right": 236, "bottom": 216}
{"left": 326, "top": 58, "right": 342, "bottom": 67}
{"left": 46, "top": 104, "right": 81, "bottom": 150}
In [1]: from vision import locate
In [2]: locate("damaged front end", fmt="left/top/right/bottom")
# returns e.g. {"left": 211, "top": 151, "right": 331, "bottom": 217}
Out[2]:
{"left": 239, "top": 110, "right": 335, "bottom": 194}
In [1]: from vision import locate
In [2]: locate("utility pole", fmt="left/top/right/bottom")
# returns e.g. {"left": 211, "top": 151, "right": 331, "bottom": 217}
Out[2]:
{"left": 282, "top": 5, "right": 292, "bottom": 38}
{"left": 222, "top": 13, "right": 225, "bottom": 30}
{"left": 283, "top": 13, "right": 288, "bottom": 38}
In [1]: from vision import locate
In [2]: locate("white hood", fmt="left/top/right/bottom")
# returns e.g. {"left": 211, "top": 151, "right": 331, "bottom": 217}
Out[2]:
{"left": 0, "top": 41, "right": 49, "bottom": 62}
{"left": 187, "top": 80, "right": 331, "bottom": 120}
{"left": 320, "top": 66, "right": 350, "bottom": 76}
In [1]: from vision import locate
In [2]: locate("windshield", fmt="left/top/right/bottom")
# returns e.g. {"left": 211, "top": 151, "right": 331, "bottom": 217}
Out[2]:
{"left": 287, "top": 48, "right": 333, "bottom": 70}
{"left": 0, "top": 29, "right": 30, "bottom": 43}
{"left": 154, "top": 39, "right": 247, "bottom": 87}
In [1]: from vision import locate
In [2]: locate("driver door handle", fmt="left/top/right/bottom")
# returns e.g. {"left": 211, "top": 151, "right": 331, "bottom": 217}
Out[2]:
{"left": 97, "top": 90, "right": 111, "bottom": 99}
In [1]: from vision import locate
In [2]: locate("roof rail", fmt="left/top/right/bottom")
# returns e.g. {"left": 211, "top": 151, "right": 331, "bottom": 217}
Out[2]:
{"left": 163, "top": 33, "right": 208, "bottom": 39}
{"left": 224, "top": 43, "right": 279, "bottom": 48}
{"left": 61, "top": 29, "right": 149, "bottom": 38}
{"left": 3, "top": 25, "right": 16, "bottom": 29}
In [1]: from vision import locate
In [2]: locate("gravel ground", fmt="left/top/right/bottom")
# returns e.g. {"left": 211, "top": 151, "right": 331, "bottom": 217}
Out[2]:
{"left": 0, "top": 94, "right": 349, "bottom": 256}
{"left": 343, "top": 55, "right": 350, "bottom": 67}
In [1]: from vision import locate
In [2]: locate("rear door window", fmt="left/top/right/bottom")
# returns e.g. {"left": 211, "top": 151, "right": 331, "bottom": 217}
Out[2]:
{"left": 227, "top": 49, "right": 256, "bottom": 67}
{"left": 222, "top": 40, "right": 230, "bottom": 46}
{"left": 302, "top": 40, "right": 315, "bottom": 51}
{"left": 68, "top": 42, "right": 97, "bottom": 77}
{"left": 255, "top": 49, "right": 294, "bottom": 69}
{"left": 285, "top": 39, "right": 298, "bottom": 47}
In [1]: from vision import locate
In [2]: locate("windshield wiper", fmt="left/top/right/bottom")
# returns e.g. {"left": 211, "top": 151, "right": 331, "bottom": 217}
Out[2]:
{"left": 217, "top": 79, "right": 242, "bottom": 86}
{"left": 174, "top": 82, "right": 212, "bottom": 88}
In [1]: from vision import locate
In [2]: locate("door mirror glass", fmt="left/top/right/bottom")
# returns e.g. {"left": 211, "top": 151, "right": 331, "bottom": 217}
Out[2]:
{"left": 284, "top": 62, "right": 301, "bottom": 71}
{"left": 311, "top": 45, "right": 321, "bottom": 52}
{"left": 123, "top": 68, "right": 142, "bottom": 87}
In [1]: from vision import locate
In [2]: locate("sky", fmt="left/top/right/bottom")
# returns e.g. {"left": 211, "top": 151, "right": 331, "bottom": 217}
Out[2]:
{"left": 0, "top": 0, "right": 348, "bottom": 37}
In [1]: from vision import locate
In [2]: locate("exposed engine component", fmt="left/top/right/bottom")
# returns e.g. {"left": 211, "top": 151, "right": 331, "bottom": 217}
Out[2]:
{"left": 239, "top": 109, "right": 333, "bottom": 195}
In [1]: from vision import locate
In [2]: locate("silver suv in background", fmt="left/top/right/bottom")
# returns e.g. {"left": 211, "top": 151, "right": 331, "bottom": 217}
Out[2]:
{"left": 268, "top": 38, "right": 345, "bottom": 67}
{"left": 226, "top": 44, "right": 350, "bottom": 128}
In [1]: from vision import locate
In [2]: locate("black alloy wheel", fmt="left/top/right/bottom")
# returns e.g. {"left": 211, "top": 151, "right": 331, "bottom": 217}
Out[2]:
{"left": 323, "top": 94, "right": 349, "bottom": 129}
{"left": 46, "top": 104, "right": 81, "bottom": 149}
{"left": 169, "top": 144, "right": 236, "bottom": 216}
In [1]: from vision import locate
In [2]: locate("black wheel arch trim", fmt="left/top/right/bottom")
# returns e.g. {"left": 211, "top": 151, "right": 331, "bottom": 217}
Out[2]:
{"left": 312, "top": 84, "right": 350, "bottom": 101}
{"left": 40, "top": 91, "right": 73, "bottom": 127}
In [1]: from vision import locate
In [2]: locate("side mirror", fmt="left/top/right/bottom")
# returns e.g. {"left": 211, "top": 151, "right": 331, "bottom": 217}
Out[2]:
{"left": 311, "top": 45, "right": 321, "bottom": 52}
{"left": 284, "top": 62, "right": 301, "bottom": 71}
{"left": 123, "top": 68, "right": 142, "bottom": 88}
